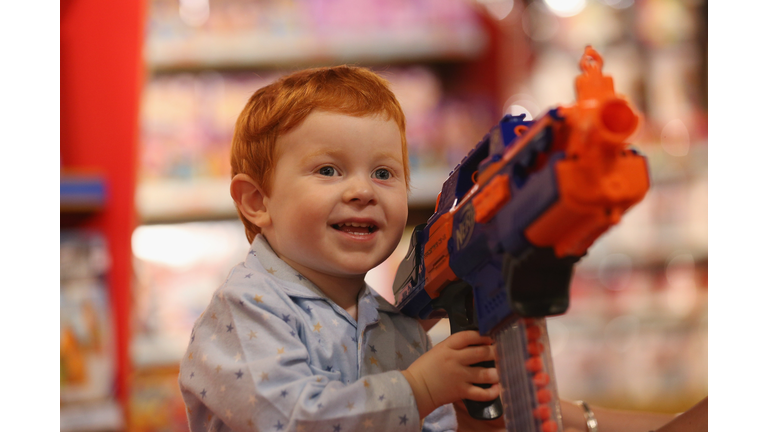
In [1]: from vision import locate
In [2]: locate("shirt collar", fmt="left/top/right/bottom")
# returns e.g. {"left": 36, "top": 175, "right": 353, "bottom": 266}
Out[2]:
{"left": 245, "top": 234, "right": 399, "bottom": 314}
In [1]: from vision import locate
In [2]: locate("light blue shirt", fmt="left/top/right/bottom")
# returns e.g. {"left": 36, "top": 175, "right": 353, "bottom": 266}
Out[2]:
{"left": 179, "top": 234, "right": 457, "bottom": 431}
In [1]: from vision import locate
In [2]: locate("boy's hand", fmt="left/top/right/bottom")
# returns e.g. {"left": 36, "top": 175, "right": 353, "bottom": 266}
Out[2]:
{"left": 402, "top": 330, "right": 500, "bottom": 419}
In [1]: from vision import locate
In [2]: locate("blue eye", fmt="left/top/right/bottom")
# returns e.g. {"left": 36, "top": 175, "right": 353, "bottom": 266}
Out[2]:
{"left": 374, "top": 169, "right": 391, "bottom": 180}
{"left": 318, "top": 166, "right": 336, "bottom": 176}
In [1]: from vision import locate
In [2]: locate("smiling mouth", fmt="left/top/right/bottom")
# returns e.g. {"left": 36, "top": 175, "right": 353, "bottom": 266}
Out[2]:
{"left": 332, "top": 222, "right": 378, "bottom": 235}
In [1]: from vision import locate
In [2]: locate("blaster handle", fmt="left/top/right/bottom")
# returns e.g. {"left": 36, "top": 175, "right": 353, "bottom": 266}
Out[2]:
{"left": 431, "top": 280, "right": 503, "bottom": 421}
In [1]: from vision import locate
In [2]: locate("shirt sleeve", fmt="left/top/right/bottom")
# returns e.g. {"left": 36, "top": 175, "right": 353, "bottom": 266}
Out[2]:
{"left": 179, "top": 272, "right": 422, "bottom": 432}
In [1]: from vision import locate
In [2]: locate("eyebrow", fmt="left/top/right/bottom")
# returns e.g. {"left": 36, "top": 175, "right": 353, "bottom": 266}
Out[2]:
{"left": 299, "top": 148, "right": 403, "bottom": 166}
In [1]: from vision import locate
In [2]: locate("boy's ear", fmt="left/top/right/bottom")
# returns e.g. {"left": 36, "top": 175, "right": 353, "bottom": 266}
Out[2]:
{"left": 231, "top": 173, "right": 271, "bottom": 229}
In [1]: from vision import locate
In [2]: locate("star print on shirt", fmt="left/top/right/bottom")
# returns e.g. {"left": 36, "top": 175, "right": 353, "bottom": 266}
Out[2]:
{"left": 189, "top": 372, "right": 194, "bottom": 378}
{"left": 253, "top": 294, "right": 264, "bottom": 303}
{"left": 249, "top": 250, "right": 256, "bottom": 256}
{"left": 239, "top": 300, "right": 245, "bottom": 306}
{"left": 369, "top": 357, "right": 378, "bottom": 366}
{"left": 211, "top": 313, "right": 218, "bottom": 320}
{"left": 200, "top": 389, "right": 207, "bottom": 398}
{"left": 396, "top": 351, "right": 403, "bottom": 360}
{"left": 333, "top": 424, "right": 341, "bottom": 432}
{"left": 378, "top": 394, "right": 385, "bottom": 401}
{"left": 280, "top": 390, "right": 288, "bottom": 398}
{"left": 342, "top": 343, "right": 348, "bottom": 353}
{"left": 245, "top": 273, "right": 253, "bottom": 278}
{"left": 215, "top": 365, "right": 222, "bottom": 373}
{"left": 296, "top": 273, "right": 306, "bottom": 281}
{"left": 332, "top": 318, "right": 339, "bottom": 326}
{"left": 190, "top": 333, "right": 195, "bottom": 343}
{"left": 363, "top": 419, "right": 373, "bottom": 428}
{"left": 248, "top": 330, "right": 257, "bottom": 340}
{"left": 369, "top": 344, "right": 377, "bottom": 354}
{"left": 282, "top": 314, "right": 291, "bottom": 323}
{"left": 235, "top": 369, "right": 244, "bottom": 379}
{"left": 248, "top": 395, "right": 256, "bottom": 405}
{"left": 346, "top": 402, "right": 355, "bottom": 411}
{"left": 260, "top": 372, "right": 269, "bottom": 381}
{"left": 399, "top": 415, "right": 408, "bottom": 425}
{"left": 226, "top": 323, "right": 234, "bottom": 332}
{"left": 277, "top": 347, "right": 285, "bottom": 355}
{"left": 313, "top": 322, "right": 322, "bottom": 332}
{"left": 325, "top": 366, "right": 333, "bottom": 372}
{"left": 225, "top": 409, "right": 233, "bottom": 419}
{"left": 274, "top": 420, "right": 284, "bottom": 431}
{"left": 266, "top": 267, "right": 277, "bottom": 275}
{"left": 306, "top": 305, "right": 313, "bottom": 313}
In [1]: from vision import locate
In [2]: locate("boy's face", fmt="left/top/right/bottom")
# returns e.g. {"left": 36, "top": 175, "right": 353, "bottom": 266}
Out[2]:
{"left": 260, "top": 110, "right": 408, "bottom": 288}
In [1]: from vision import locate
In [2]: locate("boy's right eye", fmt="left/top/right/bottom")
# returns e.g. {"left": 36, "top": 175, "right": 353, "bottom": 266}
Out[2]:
{"left": 317, "top": 166, "right": 337, "bottom": 176}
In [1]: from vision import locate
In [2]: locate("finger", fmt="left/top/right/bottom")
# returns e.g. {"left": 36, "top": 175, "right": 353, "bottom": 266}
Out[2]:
{"left": 444, "top": 330, "right": 494, "bottom": 349}
{"left": 461, "top": 382, "right": 501, "bottom": 402}
{"left": 467, "top": 365, "right": 499, "bottom": 385}
{"left": 459, "top": 344, "right": 497, "bottom": 365}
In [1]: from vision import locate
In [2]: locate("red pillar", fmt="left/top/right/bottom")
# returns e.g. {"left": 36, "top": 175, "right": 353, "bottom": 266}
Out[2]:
{"left": 61, "top": 0, "right": 146, "bottom": 409}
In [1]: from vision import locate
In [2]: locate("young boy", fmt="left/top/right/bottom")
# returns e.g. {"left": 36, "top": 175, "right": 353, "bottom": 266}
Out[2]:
{"left": 178, "top": 65, "right": 500, "bottom": 432}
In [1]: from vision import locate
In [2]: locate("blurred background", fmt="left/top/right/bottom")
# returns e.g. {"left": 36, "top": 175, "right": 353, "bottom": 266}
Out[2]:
{"left": 60, "top": 0, "right": 707, "bottom": 430}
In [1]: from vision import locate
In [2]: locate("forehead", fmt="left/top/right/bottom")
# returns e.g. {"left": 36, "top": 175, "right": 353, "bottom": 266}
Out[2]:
{"left": 276, "top": 110, "right": 403, "bottom": 162}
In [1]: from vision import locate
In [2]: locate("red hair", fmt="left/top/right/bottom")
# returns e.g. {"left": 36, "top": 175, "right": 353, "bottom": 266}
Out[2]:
{"left": 231, "top": 65, "right": 409, "bottom": 243}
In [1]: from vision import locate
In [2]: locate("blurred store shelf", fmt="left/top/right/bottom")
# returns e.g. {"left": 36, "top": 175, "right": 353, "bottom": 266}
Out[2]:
{"left": 145, "top": 0, "right": 489, "bottom": 71}
{"left": 61, "top": 173, "right": 106, "bottom": 213}
{"left": 60, "top": 400, "right": 124, "bottom": 432}
{"left": 147, "top": 26, "right": 488, "bottom": 72}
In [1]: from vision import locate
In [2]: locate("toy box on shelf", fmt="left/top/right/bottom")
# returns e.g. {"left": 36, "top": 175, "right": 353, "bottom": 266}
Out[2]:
{"left": 60, "top": 229, "right": 123, "bottom": 432}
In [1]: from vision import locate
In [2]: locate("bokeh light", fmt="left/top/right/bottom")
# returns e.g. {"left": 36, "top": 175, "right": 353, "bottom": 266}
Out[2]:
{"left": 598, "top": 253, "right": 633, "bottom": 291}
{"left": 522, "top": 2, "right": 560, "bottom": 41}
{"left": 600, "top": 0, "right": 635, "bottom": 9}
{"left": 179, "top": 0, "right": 210, "bottom": 27}
{"left": 544, "top": 0, "right": 587, "bottom": 17}
{"left": 660, "top": 118, "right": 691, "bottom": 157}
{"left": 132, "top": 223, "right": 242, "bottom": 268}
{"left": 476, "top": 0, "right": 515, "bottom": 20}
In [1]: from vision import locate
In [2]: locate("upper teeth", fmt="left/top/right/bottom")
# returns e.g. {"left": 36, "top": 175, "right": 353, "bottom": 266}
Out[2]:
{"left": 340, "top": 223, "right": 371, "bottom": 228}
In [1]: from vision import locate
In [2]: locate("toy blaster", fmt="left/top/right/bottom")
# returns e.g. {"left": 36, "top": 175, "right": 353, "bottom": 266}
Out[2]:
{"left": 393, "top": 46, "right": 649, "bottom": 432}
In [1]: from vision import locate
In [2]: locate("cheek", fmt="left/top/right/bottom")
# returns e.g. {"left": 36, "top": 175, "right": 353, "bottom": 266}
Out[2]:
{"left": 385, "top": 191, "right": 409, "bottom": 230}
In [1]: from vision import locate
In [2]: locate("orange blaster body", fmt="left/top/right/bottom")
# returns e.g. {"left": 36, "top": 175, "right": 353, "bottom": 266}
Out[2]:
{"left": 393, "top": 47, "right": 650, "bottom": 431}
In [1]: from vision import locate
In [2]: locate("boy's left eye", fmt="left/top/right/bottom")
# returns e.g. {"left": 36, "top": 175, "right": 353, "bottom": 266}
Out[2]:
{"left": 318, "top": 166, "right": 337, "bottom": 176}
{"left": 373, "top": 168, "right": 391, "bottom": 180}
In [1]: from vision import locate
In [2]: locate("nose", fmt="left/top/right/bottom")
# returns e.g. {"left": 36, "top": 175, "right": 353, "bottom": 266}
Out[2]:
{"left": 342, "top": 175, "right": 377, "bottom": 205}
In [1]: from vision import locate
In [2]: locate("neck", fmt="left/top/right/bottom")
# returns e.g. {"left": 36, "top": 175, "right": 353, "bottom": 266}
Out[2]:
{"left": 276, "top": 254, "right": 365, "bottom": 320}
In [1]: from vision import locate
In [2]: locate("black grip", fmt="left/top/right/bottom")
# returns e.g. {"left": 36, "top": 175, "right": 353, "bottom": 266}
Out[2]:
{"left": 430, "top": 280, "right": 503, "bottom": 420}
